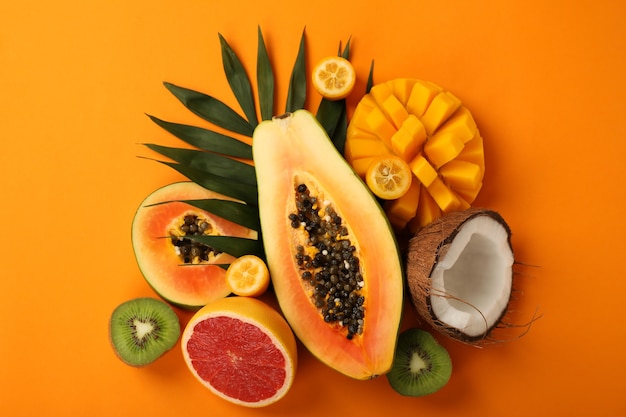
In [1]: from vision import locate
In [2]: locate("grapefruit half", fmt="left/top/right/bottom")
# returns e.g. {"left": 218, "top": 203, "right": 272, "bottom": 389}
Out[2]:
{"left": 181, "top": 296, "right": 297, "bottom": 407}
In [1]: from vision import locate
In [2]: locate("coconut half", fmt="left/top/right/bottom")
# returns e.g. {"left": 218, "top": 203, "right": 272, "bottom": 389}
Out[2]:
{"left": 406, "top": 208, "right": 514, "bottom": 343}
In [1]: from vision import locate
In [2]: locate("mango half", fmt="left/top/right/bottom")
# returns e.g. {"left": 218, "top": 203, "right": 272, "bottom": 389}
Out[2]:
{"left": 345, "top": 79, "right": 485, "bottom": 233}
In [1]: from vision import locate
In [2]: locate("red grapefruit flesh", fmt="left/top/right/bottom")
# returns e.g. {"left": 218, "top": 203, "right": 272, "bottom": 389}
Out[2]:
{"left": 181, "top": 297, "right": 297, "bottom": 408}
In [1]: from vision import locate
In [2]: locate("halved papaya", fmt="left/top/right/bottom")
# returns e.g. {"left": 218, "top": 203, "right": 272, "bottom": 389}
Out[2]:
{"left": 253, "top": 110, "right": 404, "bottom": 380}
{"left": 131, "top": 182, "right": 258, "bottom": 309}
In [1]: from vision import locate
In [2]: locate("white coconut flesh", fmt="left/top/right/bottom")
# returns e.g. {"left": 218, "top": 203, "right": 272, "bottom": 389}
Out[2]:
{"left": 429, "top": 215, "right": 513, "bottom": 338}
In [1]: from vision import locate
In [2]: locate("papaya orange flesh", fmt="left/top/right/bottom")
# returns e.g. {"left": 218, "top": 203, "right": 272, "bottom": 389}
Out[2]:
{"left": 131, "top": 182, "right": 258, "bottom": 309}
{"left": 253, "top": 110, "right": 403, "bottom": 380}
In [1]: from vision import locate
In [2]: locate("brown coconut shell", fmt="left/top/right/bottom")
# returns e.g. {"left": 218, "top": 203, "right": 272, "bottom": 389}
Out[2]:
{"left": 406, "top": 208, "right": 513, "bottom": 343}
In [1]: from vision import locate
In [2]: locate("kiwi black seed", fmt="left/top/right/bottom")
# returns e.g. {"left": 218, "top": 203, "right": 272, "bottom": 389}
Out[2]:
{"left": 109, "top": 297, "right": 181, "bottom": 367}
{"left": 386, "top": 328, "right": 452, "bottom": 397}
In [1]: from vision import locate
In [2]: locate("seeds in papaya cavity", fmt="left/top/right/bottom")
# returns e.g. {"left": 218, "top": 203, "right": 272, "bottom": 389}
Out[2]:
{"left": 169, "top": 214, "right": 221, "bottom": 264}
{"left": 289, "top": 183, "right": 365, "bottom": 340}
{"left": 254, "top": 110, "right": 404, "bottom": 379}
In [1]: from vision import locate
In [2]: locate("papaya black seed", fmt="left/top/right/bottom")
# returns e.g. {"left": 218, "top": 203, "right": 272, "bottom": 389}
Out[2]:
{"left": 290, "top": 183, "right": 366, "bottom": 340}
{"left": 170, "top": 214, "right": 221, "bottom": 264}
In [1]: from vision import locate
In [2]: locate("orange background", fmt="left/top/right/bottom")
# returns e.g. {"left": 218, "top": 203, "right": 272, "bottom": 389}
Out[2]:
{"left": 2, "top": 0, "right": 625, "bottom": 416}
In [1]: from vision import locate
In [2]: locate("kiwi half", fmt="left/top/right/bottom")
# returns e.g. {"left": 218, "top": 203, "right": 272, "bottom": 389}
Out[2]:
{"left": 386, "top": 328, "right": 452, "bottom": 396}
{"left": 109, "top": 297, "right": 181, "bottom": 366}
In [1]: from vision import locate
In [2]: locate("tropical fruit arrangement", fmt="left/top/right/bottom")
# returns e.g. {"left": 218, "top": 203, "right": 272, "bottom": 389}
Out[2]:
{"left": 108, "top": 27, "right": 527, "bottom": 407}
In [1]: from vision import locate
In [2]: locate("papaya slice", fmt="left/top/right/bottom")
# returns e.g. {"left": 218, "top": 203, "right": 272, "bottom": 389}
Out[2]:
{"left": 253, "top": 110, "right": 404, "bottom": 380}
{"left": 346, "top": 78, "right": 485, "bottom": 231}
{"left": 131, "top": 182, "right": 258, "bottom": 309}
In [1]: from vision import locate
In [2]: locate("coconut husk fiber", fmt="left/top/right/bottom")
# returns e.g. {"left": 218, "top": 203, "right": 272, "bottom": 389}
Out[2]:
{"left": 406, "top": 208, "right": 512, "bottom": 343}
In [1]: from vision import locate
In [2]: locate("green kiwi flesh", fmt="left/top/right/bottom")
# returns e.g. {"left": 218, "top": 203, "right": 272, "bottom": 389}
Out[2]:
{"left": 109, "top": 297, "right": 181, "bottom": 366}
{"left": 386, "top": 328, "right": 452, "bottom": 396}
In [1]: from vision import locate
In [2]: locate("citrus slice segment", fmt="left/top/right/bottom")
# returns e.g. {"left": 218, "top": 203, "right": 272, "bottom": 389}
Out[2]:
{"left": 225, "top": 254, "right": 270, "bottom": 297}
{"left": 311, "top": 56, "right": 356, "bottom": 100}
{"left": 365, "top": 155, "right": 413, "bottom": 200}
{"left": 181, "top": 297, "right": 297, "bottom": 408}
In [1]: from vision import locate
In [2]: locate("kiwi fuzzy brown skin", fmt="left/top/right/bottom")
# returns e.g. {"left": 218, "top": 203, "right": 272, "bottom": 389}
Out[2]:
{"left": 109, "top": 297, "right": 181, "bottom": 367}
{"left": 406, "top": 208, "right": 514, "bottom": 344}
{"left": 386, "top": 328, "right": 452, "bottom": 397}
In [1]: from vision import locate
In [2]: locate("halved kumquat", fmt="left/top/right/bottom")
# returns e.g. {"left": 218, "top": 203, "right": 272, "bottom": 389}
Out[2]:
{"left": 311, "top": 56, "right": 356, "bottom": 100}
{"left": 365, "top": 155, "right": 413, "bottom": 200}
{"left": 225, "top": 255, "right": 271, "bottom": 297}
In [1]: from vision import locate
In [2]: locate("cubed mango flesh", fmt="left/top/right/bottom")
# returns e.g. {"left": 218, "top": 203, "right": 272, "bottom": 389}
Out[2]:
{"left": 439, "top": 160, "right": 482, "bottom": 190}
{"left": 345, "top": 78, "right": 485, "bottom": 230}
{"left": 387, "top": 78, "right": 416, "bottom": 106}
{"left": 345, "top": 138, "right": 393, "bottom": 161}
{"left": 384, "top": 180, "right": 421, "bottom": 224}
{"left": 454, "top": 182, "right": 483, "bottom": 204}
{"left": 456, "top": 134, "right": 485, "bottom": 171}
{"left": 369, "top": 82, "right": 393, "bottom": 105}
{"left": 406, "top": 80, "right": 442, "bottom": 118}
{"left": 351, "top": 157, "right": 377, "bottom": 177}
{"left": 365, "top": 106, "right": 397, "bottom": 146}
{"left": 390, "top": 115, "right": 427, "bottom": 162}
{"left": 409, "top": 154, "right": 438, "bottom": 187}
{"left": 426, "top": 177, "right": 461, "bottom": 212}
{"left": 436, "top": 106, "right": 477, "bottom": 144}
{"left": 414, "top": 187, "right": 441, "bottom": 230}
{"left": 421, "top": 91, "right": 462, "bottom": 136}
{"left": 424, "top": 130, "right": 465, "bottom": 168}
{"left": 380, "top": 95, "right": 409, "bottom": 129}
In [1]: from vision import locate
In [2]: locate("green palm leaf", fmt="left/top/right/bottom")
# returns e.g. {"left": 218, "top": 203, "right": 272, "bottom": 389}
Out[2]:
{"left": 332, "top": 106, "right": 348, "bottom": 154}
{"left": 153, "top": 198, "right": 261, "bottom": 231}
{"left": 316, "top": 99, "right": 344, "bottom": 138}
{"left": 144, "top": 144, "right": 256, "bottom": 186}
{"left": 256, "top": 26, "right": 274, "bottom": 121}
{"left": 153, "top": 161, "right": 258, "bottom": 205}
{"left": 147, "top": 115, "right": 252, "bottom": 159}
{"left": 184, "top": 235, "right": 264, "bottom": 258}
{"left": 164, "top": 82, "right": 254, "bottom": 136}
{"left": 366, "top": 60, "right": 375, "bottom": 93}
{"left": 219, "top": 33, "right": 258, "bottom": 127}
{"left": 285, "top": 28, "right": 307, "bottom": 113}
